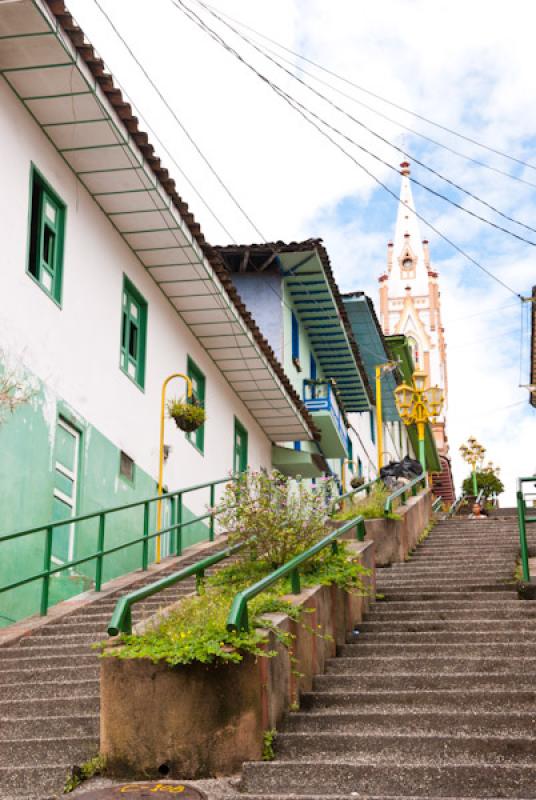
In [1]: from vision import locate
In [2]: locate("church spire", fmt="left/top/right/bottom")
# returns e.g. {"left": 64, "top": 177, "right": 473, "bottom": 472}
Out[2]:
{"left": 389, "top": 161, "right": 429, "bottom": 296}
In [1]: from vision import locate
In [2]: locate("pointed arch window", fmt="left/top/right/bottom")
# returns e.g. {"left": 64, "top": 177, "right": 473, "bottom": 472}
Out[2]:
{"left": 407, "top": 335, "right": 421, "bottom": 368}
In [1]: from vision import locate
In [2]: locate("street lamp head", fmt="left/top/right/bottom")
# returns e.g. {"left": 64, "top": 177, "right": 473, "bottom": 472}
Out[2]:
{"left": 412, "top": 370, "right": 427, "bottom": 392}
{"left": 394, "top": 383, "right": 415, "bottom": 423}
{"left": 424, "top": 385, "right": 444, "bottom": 421}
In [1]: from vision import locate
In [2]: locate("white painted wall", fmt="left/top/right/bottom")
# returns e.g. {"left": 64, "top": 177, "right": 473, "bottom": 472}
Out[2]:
{"left": 0, "top": 76, "right": 272, "bottom": 511}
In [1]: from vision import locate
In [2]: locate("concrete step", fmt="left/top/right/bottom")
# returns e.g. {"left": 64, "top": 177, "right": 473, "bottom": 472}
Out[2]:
{"left": 0, "top": 764, "right": 79, "bottom": 796}
{"left": 0, "top": 696, "right": 98, "bottom": 718}
{"left": 274, "top": 732, "right": 536, "bottom": 764}
{"left": 379, "top": 590, "right": 518, "bottom": 601}
{"left": 0, "top": 735, "right": 98, "bottom": 766}
{"left": 325, "top": 656, "right": 536, "bottom": 675}
{"left": 0, "top": 644, "right": 94, "bottom": 659}
{"left": 314, "top": 671, "right": 536, "bottom": 691}
{"left": 239, "top": 761, "right": 536, "bottom": 797}
{"left": 299, "top": 689, "right": 536, "bottom": 712}
{"left": 352, "top": 630, "right": 536, "bottom": 644}
{"left": 0, "top": 678, "right": 99, "bottom": 701}
{"left": 0, "top": 663, "right": 99, "bottom": 684}
{"left": 337, "top": 641, "right": 536, "bottom": 657}
{"left": 369, "top": 599, "right": 533, "bottom": 613}
{"left": 358, "top": 618, "right": 536, "bottom": 632}
{"left": 0, "top": 714, "right": 99, "bottom": 738}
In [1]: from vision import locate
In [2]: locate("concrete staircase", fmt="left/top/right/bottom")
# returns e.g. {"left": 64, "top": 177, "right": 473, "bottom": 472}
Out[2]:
{"left": 0, "top": 539, "right": 228, "bottom": 800}
{"left": 237, "top": 516, "right": 536, "bottom": 799}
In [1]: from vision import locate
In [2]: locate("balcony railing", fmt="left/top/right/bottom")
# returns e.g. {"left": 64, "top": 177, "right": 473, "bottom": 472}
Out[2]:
{"left": 303, "top": 380, "right": 348, "bottom": 453}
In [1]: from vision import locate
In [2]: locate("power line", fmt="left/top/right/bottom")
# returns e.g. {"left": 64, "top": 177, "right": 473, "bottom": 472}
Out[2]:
{"left": 202, "top": 1, "right": 536, "bottom": 178}
{"left": 248, "top": 36, "right": 536, "bottom": 193}
{"left": 173, "top": 0, "right": 522, "bottom": 300}
{"left": 91, "top": 0, "right": 266, "bottom": 242}
{"left": 190, "top": 0, "right": 536, "bottom": 247}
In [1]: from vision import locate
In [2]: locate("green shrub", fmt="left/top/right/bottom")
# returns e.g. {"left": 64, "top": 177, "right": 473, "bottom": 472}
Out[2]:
{"left": 333, "top": 484, "right": 399, "bottom": 521}
{"left": 217, "top": 470, "right": 334, "bottom": 568}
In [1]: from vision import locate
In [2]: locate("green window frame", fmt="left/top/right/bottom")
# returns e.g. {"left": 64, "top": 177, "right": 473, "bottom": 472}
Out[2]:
{"left": 233, "top": 417, "right": 248, "bottom": 474}
{"left": 27, "top": 165, "right": 66, "bottom": 305}
{"left": 120, "top": 276, "right": 148, "bottom": 390}
{"left": 186, "top": 356, "right": 206, "bottom": 454}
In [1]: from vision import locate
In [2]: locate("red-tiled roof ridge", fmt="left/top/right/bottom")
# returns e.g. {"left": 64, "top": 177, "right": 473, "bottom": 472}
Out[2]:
{"left": 214, "top": 239, "right": 374, "bottom": 406}
{"left": 43, "top": 0, "right": 318, "bottom": 440}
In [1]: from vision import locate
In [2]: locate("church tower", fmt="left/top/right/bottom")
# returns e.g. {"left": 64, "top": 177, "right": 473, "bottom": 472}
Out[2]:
{"left": 378, "top": 161, "right": 449, "bottom": 458}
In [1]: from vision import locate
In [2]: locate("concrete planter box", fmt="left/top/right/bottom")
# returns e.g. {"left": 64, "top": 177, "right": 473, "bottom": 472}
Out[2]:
{"left": 335, "top": 487, "right": 432, "bottom": 566}
{"left": 100, "top": 540, "right": 375, "bottom": 780}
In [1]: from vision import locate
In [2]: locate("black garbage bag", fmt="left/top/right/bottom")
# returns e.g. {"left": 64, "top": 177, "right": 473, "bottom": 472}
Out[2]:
{"left": 400, "top": 455, "right": 423, "bottom": 477}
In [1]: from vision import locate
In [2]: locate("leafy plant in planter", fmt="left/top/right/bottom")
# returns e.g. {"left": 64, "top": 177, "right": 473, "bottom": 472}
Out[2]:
{"left": 167, "top": 397, "right": 206, "bottom": 433}
{"left": 217, "top": 470, "right": 334, "bottom": 568}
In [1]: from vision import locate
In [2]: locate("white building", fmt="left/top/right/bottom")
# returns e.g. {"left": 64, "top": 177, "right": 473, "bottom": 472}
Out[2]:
{"left": 0, "top": 0, "right": 316, "bottom": 622}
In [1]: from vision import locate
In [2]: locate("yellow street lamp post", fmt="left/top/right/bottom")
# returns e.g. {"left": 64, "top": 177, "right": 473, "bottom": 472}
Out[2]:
{"left": 459, "top": 436, "right": 486, "bottom": 496}
{"left": 394, "top": 370, "right": 444, "bottom": 473}
{"left": 156, "top": 373, "right": 193, "bottom": 564}
{"left": 375, "top": 361, "right": 398, "bottom": 472}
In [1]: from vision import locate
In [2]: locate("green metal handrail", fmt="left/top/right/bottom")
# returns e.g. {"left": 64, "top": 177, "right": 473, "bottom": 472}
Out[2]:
{"left": 432, "top": 496, "right": 443, "bottom": 513}
{"left": 448, "top": 492, "right": 466, "bottom": 517}
{"left": 330, "top": 478, "right": 380, "bottom": 512}
{"left": 517, "top": 476, "right": 536, "bottom": 583}
{"left": 0, "top": 475, "right": 235, "bottom": 618}
{"left": 226, "top": 515, "right": 366, "bottom": 632}
{"left": 384, "top": 474, "right": 427, "bottom": 515}
{"left": 108, "top": 539, "right": 244, "bottom": 636}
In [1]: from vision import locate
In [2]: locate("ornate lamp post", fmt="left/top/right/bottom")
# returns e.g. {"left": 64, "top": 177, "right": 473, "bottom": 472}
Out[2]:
{"left": 459, "top": 436, "right": 486, "bottom": 496}
{"left": 394, "top": 370, "right": 444, "bottom": 473}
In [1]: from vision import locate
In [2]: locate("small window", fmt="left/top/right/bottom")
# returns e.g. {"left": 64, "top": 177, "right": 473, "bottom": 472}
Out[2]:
{"left": 233, "top": 418, "right": 248, "bottom": 473}
{"left": 291, "top": 311, "right": 300, "bottom": 368}
{"left": 357, "top": 458, "right": 363, "bottom": 476}
{"left": 120, "top": 277, "right": 148, "bottom": 389}
{"left": 348, "top": 437, "right": 354, "bottom": 472}
{"left": 310, "top": 353, "right": 317, "bottom": 381}
{"left": 27, "top": 166, "right": 66, "bottom": 304}
{"left": 369, "top": 409, "right": 376, "bottom": 444}
{"left": 294, "top": 440, "right": 302, "bottom": 452}
{"left": 119, "top": 451, "right": 135, "bottom": 483}
{"left": 186, "top": 356, "right": 206, "bottom": 454}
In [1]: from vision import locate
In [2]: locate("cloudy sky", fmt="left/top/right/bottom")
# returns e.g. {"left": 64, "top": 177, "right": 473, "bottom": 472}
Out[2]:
{"left": 67, "top": 0, "right": 536, "bottom": 503}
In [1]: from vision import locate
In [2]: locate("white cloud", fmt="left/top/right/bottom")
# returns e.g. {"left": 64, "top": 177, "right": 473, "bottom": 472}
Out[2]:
{"left": 66, "top": 0, "right": 536, "bottom": 502}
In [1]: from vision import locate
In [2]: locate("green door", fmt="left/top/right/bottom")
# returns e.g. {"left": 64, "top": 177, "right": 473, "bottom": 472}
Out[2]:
{"left": 233, "top": 418, "right": 248, "bottom": 474}
{"left": 52, "top": 418, "right": 80, "bottom": 565}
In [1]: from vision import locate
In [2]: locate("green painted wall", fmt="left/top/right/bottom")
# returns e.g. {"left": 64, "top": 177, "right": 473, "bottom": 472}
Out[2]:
{"left": 0, "top": 365, "right": 208, "bottom": 627}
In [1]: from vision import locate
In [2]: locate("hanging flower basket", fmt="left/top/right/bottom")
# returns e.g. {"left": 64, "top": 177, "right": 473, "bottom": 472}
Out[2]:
{"left": 350, "top": 475, "right": 365, "bottom": 490}
{"left": 167, "top": 397, "right": 206, "bottom": 433}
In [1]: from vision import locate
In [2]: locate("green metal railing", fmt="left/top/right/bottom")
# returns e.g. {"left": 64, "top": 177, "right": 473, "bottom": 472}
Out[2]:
{"left": 384, "top": 474, "right": 427, "bottom": 515}
{"left": 448, "top": 493, "right": 466, "bottom": 517}
{"left": 108, "top": 539, "right": 244, "bottom": 636}
{"left": 226, "top": 515, "right": 366, "bottom": 632}
{"left": 517, "top": 476, "right": 536, "bottom": 583}
{"left": 106, "top": 473, "right": 429, "bottom": 637}
{"left": 330, "top": 478, "right": 380, "bottom": 513}
{"left": 432, "top": 496, "right": 443, "bottom": 513}
{"left": 0, "top": 476, "right": 235, "bottom": 618}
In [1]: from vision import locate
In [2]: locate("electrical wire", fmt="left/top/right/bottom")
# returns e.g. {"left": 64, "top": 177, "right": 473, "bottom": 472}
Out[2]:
{"left": 201, "top": 1, "right": 536, "bottom": 178}
{"left": 89, "top": 0, "right": 317, "bottom": 426}
{"left": 189, "top": 0, "right": 536, "bottom": 246}
{"left": 91, "top": 0, "right": 266, "bottom": 242}
{"left": 245, "top": 36, "right": 536, "bottom": 193}
{"left": 173, "top": 0, "right": 523, "bottom": 300}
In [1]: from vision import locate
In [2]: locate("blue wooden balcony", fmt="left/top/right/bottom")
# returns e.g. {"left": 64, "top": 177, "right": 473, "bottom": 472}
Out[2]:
{"left": 303, "top": 381, "right": 348, "bottom": 458}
